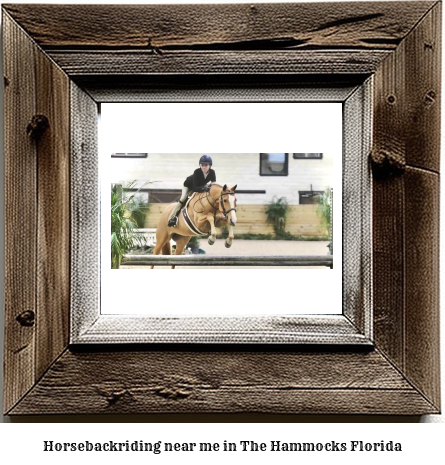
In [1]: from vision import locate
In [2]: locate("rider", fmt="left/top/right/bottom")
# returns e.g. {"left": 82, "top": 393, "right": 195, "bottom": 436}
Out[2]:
{"left": 167, "top": 155, "right": 217, "bottom": 227}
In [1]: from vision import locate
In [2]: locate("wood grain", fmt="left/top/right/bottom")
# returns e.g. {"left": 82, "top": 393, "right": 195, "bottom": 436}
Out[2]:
{"left": 2, "top": 2, "right": 441, "bottom": 416}
{"left": 146, "top": 204, "right": 324, "bottom": 237}
{"left": 3, "top": 12, "right": 38, "bottom": 414}
{"left": 8, "top": 349, "right": 437, "bottom": 415}
{"left": 372, "top": 174, "right": 405, "bottom": 369}
{"left": 77, "top": 75, "right": 366, "bottom": 102}
{"left": 372, "top": 3, "right": 441, "bottom": 411}
{"left": 3, "top": 2, "right": 435, "bottom": 49}
{"left": 75, "top": 315, "right": 368, "bottom": 346}
{"left": 343, "top": 82, "right": 373, "bottom": 337}
{"left": 3, "top": 11, "right": 72, "bottom": 412}
{"left": 70, "top": 83, "right": 100, "bottom": 339}
{"left": 47, "top": 50, "right": 390, "bottom": 77}
{"left": 401, "top": 3, "right": 441, "bottom": 410}
{"left": 35, "top": 40, "right": 71, "bottom": 381}
{"left": 372, "top": 2, "right": 441, "bottom": 172}
{"left": 405, "top": 168, "right": 441, "bottom": 408}
{"left": 404, "top": 2, "right": 441, "bottom": 172}
{"left": 372, "top": 9, "right": 408, "bottom": 372}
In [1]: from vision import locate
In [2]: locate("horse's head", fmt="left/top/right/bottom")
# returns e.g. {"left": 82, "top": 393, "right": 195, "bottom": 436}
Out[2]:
{"left": 219, "top": 184, "right": 237, "bottom": 226}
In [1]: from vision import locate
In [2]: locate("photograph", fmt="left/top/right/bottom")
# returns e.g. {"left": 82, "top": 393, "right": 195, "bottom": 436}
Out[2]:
{"left": 110, "top": 153, "right": 334, "bottom": 270}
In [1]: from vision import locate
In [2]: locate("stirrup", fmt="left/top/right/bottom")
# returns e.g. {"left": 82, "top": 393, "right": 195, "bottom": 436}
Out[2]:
{"left": 168, "top": 216, "right": 178, "bottom": 227}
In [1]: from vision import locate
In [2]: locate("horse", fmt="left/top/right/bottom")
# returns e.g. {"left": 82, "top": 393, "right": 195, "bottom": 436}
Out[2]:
{"left": 151, "top": 183, "right": 237, "bottom": 269}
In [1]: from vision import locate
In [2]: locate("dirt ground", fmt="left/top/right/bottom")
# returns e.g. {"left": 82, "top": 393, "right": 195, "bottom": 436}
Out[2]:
{"left": 120, "top": 239, "right": 330, "bottom": 269}
{"left": 200, "top": 239, "right": 329, "bottom": 256}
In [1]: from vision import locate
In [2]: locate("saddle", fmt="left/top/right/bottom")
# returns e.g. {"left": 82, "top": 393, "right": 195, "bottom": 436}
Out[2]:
{"left": 181, "top": 193, "right": 207, "bottom": 236}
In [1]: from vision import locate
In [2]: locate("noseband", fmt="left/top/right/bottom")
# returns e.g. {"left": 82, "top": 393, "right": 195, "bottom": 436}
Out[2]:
{"left": 220, "top": 192, "right": 236, "bottom": 218}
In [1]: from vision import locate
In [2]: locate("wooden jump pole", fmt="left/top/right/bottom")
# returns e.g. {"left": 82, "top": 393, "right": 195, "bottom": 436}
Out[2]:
{"left": 121, "top": 255, "right": 333, "bottom": 267}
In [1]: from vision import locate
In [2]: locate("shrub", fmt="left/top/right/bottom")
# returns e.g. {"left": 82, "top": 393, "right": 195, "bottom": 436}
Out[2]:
{"left": 111, "top": 182, "right": 148, "bottom": 269}
{"left": 187, "top": 235, "right": 201, "bottom": 249}
{"left": 265, "top": 196, "right": 289, "bottom": 234}
{"left": 316, "top": 188, "right": 332, "bottom": 236}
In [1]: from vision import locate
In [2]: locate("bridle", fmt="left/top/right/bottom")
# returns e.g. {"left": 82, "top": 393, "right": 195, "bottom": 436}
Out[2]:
{"left": 219, "top": 191, "right": 237, "bottom": 218}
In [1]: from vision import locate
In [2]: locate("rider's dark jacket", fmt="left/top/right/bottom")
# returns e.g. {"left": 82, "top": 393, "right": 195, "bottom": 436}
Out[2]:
{"left": 184, "top": 168, "right": 216, "bottom": 192}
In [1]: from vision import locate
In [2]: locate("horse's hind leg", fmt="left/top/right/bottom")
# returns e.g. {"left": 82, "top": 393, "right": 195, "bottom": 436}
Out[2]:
{"left": 162, "top": 241, "right": 172, "bottom": 255}
{"left": 172, "top": 236, "right": 191, "bottom": 269}
{"left": 151, "top": 243, "right": 163, "bottom": 270}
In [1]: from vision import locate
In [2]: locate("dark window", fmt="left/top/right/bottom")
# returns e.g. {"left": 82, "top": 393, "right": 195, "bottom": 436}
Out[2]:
{"left": 299, "top": 191, "right": 323, "bottom": 205}
{"left": 293, "top": 153, "right": 323, "bottom": 159}
{"left": 111, "top": 153, "right": 148, "bottom": 158}
{"left": 260, "top": 153, "right": 289, "bottom": 176}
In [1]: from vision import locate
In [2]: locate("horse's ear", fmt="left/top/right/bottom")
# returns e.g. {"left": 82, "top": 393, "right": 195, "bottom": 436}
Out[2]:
{"left": 231, "top": 184, "right": 237, "bottom": 192}
{"left": 223, "top": 184, "right": 227, "bottom": 190}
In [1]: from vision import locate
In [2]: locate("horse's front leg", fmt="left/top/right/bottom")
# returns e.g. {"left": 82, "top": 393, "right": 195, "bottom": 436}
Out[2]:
{"left": 225, "top": 223, "right": 235, "bottom": 248}
{"left": 206, "top": 213, "right": 217, "bottom": 245}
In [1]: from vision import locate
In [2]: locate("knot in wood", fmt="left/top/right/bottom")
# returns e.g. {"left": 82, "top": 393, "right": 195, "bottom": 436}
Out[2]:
{"left": 154, "top": 386, "right": 191, "bottom": 400}
{"left": 105, "top": 390, "right": 128, "bottom": 405}
{"left": 424, "top": 90, "right": 436, "bottom": 105}
{"left": 95, "top": 385, "right": 130, "bottom": 405}
{"left": 370, "top": 149, "right": 405, "bottom": 177}
{"left": 27, "top": 114, "right": 49, "bottom": 140}
{"left": 16, "top": 310, "right": 35, "bottom": 327}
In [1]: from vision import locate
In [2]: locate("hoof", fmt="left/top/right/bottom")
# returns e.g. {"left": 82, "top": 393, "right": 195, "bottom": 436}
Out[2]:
{"left": 208, "top": 237, "right": 215, "bottom": 245}
{"left": 225, "top": 240, "right": 232, "bottom": 248}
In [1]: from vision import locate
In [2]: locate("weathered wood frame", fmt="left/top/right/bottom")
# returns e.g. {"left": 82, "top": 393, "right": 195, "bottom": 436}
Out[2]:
{"left": 3, "top": 2, "right": 441, "bottom": 415}
{"left": 72, "top": 82, "right": 370, "bottom": 346}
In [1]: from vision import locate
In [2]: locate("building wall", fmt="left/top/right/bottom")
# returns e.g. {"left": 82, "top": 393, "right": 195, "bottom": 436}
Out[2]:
{"left": 110, "top": 153, "right": 333, "bottom": 205}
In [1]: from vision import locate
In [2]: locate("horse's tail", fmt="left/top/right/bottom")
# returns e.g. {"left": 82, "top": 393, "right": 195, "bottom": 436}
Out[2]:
{"left": 162, "top": 241, "right": 172, "bottom": 255}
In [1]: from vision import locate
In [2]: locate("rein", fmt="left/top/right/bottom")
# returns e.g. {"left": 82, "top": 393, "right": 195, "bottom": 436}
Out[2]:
{"left": 193, "top": 190, "right": 217, "bottom": 214}
{"left": 193, "top": 186, "right": 237, "bottom": 219}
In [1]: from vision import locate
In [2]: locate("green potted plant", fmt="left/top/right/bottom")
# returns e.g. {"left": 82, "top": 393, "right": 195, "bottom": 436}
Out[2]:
{"left": 187, "top": 235, "right": 201, "bottom": 254}
{"left": 265, "top": 196, "right": 289, "bottom": 237}
{"left": 111, "top": 182, "right": 147, "bottom": 268}
{"left": 316, "top": 187, "right": 332, "bottom": 254}
{"left": 130, "top": 199, "right": 150, "bottom": 228}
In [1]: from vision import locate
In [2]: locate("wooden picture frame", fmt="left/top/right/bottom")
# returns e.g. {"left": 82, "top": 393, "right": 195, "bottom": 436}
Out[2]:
{"left": 3, "top": 2, "right": 440, "bottom": 416}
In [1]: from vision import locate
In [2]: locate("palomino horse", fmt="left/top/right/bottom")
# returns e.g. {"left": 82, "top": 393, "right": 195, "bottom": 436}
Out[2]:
{"left": 152, "top": 183, "right": 237, "bottom": 268}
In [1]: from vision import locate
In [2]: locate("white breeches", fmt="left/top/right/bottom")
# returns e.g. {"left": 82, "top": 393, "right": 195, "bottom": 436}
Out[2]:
{"left": 179, "top": 186, "right": 190, "bottom": 203}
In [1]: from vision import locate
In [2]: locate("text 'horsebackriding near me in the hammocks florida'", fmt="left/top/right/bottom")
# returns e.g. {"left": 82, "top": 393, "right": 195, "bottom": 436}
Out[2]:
{"left": 153, "top": 155, "right": 237, "bottom": 268}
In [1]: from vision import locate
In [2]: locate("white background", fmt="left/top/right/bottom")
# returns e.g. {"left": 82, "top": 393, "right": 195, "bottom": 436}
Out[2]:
{"left": 101, "top": 102, "right": 343, "bottom": 316}
{"left": 0, "top": 0, "right": 444, "bottom": 460}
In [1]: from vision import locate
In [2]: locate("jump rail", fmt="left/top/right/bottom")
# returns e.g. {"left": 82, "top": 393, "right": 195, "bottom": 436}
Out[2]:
{"left": 122, "top": 255, "right": 333, "bottom": 267}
